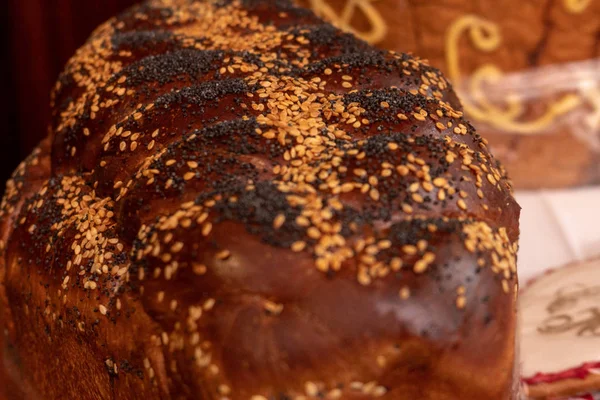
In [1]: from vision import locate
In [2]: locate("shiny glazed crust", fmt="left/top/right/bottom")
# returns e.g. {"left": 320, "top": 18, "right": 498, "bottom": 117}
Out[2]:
{"left": 0, "top": 1, "right": 520, "bottom": 399}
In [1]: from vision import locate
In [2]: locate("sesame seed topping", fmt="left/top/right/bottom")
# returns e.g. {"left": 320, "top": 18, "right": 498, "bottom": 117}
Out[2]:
{"left": 399, "top": 286, "right": 410, "bottom": 299}
{"left": 291, "top": 241, "right": 306, "bottom": 252}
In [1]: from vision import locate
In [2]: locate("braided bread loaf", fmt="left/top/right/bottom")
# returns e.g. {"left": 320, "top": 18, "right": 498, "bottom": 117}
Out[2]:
{"left": 0, "top": 1, "right": 520, "bottom": 399}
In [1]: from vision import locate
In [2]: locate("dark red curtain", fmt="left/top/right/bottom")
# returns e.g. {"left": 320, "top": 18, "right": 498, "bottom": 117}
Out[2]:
{"left": 0, "top": 0, "right": 140, "bottom": 187}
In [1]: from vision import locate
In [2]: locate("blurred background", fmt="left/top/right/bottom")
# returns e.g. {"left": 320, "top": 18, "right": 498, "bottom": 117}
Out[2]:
{"left": 0, "top": 0, "right": 139, "bottom": 188}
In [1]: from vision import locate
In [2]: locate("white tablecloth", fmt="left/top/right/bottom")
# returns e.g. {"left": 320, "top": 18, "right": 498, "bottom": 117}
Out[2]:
{"left": 516, "top": 186, "right": 600, "bottom": 400}
{"left": 516, "top": 186, "right": 600, "bottom": 284}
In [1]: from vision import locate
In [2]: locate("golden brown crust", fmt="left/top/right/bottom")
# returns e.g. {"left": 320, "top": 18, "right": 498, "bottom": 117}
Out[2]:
{"left": 0, "top": 1, "right": 520, "bottom": 399}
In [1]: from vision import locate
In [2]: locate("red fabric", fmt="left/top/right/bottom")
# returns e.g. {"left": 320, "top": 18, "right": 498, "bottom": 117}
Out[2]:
{"left": 523, "top": 362, "right": 600, "bottom": 386}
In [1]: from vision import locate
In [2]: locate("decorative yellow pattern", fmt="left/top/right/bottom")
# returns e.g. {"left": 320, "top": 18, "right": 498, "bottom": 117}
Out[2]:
{"left": 445, "top": 15, "right": 583, "bottom": 135}
{"left": 563, "top": 0, "right": 592, "bottom": 13}
{"left": 307, "top": 0, "right": 387, "bottom": 44}
{"left": 586, "top": 88, "right": 600, "bottom": 127}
